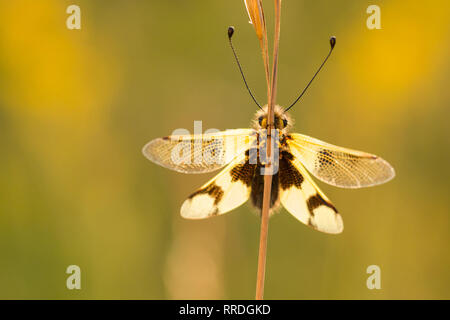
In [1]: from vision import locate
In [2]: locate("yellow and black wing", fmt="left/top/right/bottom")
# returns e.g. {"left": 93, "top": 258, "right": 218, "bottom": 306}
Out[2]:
{"left": 143, "top": 129, "right": 256, "bottom": 174}
{"left": 180, "top": 151, "right": 256, "bottom": 218}
{"left": 286, "top": 133, "right": 395, "bottom": 188}
{"left": 279, "top": 151, "right": 343, "bottom": 234}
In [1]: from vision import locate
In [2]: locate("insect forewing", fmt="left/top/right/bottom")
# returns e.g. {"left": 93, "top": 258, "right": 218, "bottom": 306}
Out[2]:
{"left": 143, "top": 129, "right": 256, "bottom": 174}
{"left": 287, "top": 133, "right": 395, "bottom": 188}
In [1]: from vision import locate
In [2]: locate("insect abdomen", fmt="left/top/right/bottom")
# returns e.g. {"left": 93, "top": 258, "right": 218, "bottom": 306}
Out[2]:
{"left": 250, "top": 164, "right": 280, "bottom": 211}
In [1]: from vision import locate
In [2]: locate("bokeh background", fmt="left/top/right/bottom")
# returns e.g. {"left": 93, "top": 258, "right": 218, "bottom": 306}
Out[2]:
{"left": 0, "top": 0, "right": 449, "bottom": 299}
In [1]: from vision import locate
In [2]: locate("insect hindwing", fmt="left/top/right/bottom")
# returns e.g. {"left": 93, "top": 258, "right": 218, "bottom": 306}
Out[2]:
{"left": 279, "top": 152, "right": 343, "bottom": 234}
{"left": 180, "top": 151, "right": 254, "bottom": 219}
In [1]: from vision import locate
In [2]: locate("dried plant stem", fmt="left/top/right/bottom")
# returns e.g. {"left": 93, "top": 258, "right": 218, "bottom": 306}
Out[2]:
{"left": 259, "top": 37, "right": 271, "bottom": 94}
{"left": 255, "top": 0, "right": 282, "bottom": 300}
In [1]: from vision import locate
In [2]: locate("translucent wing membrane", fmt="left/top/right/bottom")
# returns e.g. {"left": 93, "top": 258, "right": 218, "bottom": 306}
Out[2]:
{"left": 279, "top": 153, "right": 343, "bottom": 234}
{"left": 287, "top": 133, "right": 395, "bottom": 188}
{"left": 143, "top": 129, "right": 256, "bottom": 174}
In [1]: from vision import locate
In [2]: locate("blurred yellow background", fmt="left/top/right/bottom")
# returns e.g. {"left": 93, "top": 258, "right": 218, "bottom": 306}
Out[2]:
{"left": 0, "top": 0, "right": 449, "bottom": 299}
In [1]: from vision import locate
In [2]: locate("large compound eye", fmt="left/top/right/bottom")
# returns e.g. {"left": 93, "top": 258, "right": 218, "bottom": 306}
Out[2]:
{"left": 258, "top": 116, "right": 263, "bottom": 126}
{"left": 283, "top": 118, "right": 288, "bottom": 128}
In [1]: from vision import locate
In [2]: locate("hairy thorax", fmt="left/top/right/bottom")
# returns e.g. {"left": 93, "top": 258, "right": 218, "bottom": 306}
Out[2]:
{"left": 252, "top": 104, "right": 293, "bottom": 134}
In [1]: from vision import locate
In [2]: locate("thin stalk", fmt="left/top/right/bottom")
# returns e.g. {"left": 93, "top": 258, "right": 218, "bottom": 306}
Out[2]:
{"left": 256, "top": 1, "right": 271, "bottom": 97}
{"left": 255, "top": 0, "right": 281, "bottom": 300}
{"left": 259, "top": 36, "right": 271, "bottom": 94}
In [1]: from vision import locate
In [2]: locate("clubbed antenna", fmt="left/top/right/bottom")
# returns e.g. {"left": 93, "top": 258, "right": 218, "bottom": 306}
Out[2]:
{"left": 285, "top": 36, "right": 336, "bottom": 112}
{"left": 228, "top": 26, "right": 262, "bottom": 110}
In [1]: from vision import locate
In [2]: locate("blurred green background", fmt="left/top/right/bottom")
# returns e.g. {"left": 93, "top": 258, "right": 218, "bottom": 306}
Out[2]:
{"left": 0, "top": 0, "right": 449, "bottom": 299}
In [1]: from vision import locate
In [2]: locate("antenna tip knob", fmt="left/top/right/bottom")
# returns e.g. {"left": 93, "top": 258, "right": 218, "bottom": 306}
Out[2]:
{"left": 330, "top": 36, "right": 336, "bottom": 48}
{"left": 228, "top": 26, "right": 235, "bottom": 39}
